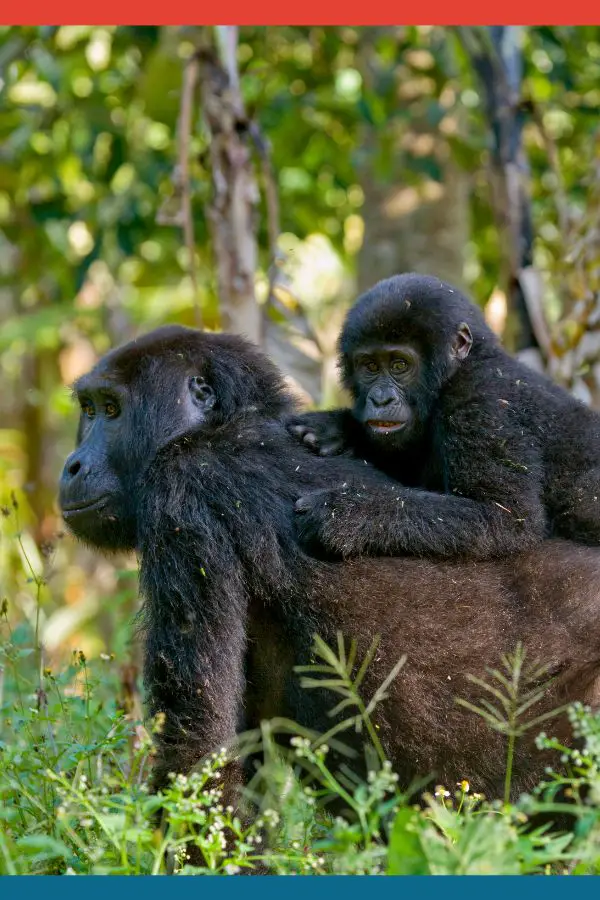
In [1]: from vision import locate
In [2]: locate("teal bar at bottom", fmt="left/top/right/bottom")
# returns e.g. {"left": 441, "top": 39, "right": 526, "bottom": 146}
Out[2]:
{"left": 0, "top": 875, "right": 594, "bottom": 896}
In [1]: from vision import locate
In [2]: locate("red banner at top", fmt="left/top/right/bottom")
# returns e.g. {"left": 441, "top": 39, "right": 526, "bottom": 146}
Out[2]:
{"left": 2, "top": 2, "right": 599, "bottom": 26}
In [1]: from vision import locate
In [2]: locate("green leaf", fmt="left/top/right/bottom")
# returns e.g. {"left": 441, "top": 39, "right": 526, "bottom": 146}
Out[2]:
{"left": 387, "top": 807, "right": 430, "bottom": 875}
{"left": 16, "top": 835, "right": 72, "bottom": 860}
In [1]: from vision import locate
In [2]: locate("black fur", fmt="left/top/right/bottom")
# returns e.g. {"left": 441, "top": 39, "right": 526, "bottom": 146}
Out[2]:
{"left": 59, "top": 325, "right": 600, "bottom": 804}
{"left": 289, "top": 273, "right": 600, "bottom": 561}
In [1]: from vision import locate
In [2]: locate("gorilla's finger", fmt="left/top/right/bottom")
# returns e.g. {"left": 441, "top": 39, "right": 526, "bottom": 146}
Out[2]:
{"left": 288, "top": 424, "right": 310, "bottom": 438}
{"left": 319, "top": 440, "right": 345, "bottom": 457}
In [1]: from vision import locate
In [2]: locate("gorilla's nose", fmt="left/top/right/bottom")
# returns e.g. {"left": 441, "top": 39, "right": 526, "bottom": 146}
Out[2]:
{"left": 372, "top": 390, "right": 394, "bottom": 407}
{"left": 59, "top": 453, "right": 93, "bottom": 506}
{"left": 59, "top": 451, "right": 100, "bottom": 517}
{"left": 67, "top": 457, "right": 82, "bottom": 477}
{"left": 62, "top": 451, "right": 89, "bottom": 482}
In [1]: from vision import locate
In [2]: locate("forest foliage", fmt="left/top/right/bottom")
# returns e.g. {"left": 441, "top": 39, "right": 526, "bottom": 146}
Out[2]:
{"left": 2, "top": 25, "right": 600, "bottom": 875}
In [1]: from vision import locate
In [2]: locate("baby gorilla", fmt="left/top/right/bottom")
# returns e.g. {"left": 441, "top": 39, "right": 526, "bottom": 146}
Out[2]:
{"left": 289, "top": 273, "right": 600, "bottom": 561}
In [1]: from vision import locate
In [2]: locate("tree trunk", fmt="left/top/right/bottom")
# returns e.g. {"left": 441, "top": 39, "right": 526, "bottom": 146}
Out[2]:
{"left": 357, "top": 31, "right": 469, "bottom": 296}
{"left": 461, "top": 26, "right": 550, "bottom": 358}
{"left": 358, "top": 159, "right": 469, "bottom": 293}
{"left": 199, "top": 28, "right": 262, "bottom": 345}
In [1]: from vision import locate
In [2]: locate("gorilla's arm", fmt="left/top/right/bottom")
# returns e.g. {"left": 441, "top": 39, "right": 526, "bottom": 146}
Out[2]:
{"left": 138, "top": 462, "right": 248, "bottom": 792}
{"left": 295, "top": 427, "right": 546, "bottom": 560}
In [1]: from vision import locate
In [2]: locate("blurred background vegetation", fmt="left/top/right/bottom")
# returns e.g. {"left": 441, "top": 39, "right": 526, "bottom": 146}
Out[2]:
{"left": 1, "top": 24, "right": 600, "bottom": 672}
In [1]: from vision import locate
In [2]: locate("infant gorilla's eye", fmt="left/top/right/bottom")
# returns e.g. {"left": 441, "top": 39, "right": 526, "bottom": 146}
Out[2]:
{"left": 80, "top": 399, "right": 95, "bottom": 419}
{"left": 364, "top": 360, "right": 379, "bottom": 373}
{"left": 390, "top": 358, "right": 409, "bottom": 373}
{"left": 104, "top": 401, "right": 120, "bottom": 419}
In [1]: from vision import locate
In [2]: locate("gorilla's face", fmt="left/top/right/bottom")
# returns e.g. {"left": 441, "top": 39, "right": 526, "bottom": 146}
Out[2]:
{"left": 59, "top": 339, "right": 216, "bottom": 551}
{"left": 59, "top": 379, "right": 136, "bottom": 550}
{"left": 348, "top": 323, "right": 473, "bottom": 453}
{"left": 59, "top": 326, "right": 290, "bottom": 553}
{"left": 350, "top": 343, "right": 421, "bottom": 449}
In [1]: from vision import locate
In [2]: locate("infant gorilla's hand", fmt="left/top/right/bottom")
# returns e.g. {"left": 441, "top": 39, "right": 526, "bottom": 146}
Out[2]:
{"left": 294, "top": 487, "right": 355, "bottom": 557}
{"left": 286, "top": 411, "right": 348, "bottom": 457}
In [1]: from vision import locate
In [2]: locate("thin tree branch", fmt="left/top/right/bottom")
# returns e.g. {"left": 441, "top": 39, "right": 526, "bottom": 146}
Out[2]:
{"left": 198, "top": 32, "right": 262, "bottom": 344}
{"left": 178, "top": 55, "right": 202, "bottom": 329}
{"left": 458, "top": 26, "right": 547, "bottom": 356}
{"left": 529, "top": 101, "right": 570, "bottom": 240}
{"left": 248, "top": 121, "right": 282, "bottom": 340}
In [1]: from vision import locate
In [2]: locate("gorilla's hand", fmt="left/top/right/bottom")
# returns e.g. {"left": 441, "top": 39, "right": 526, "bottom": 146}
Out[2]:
{"left": 286, "top": 410, "right": 349, "bottom": 457}
{"left": 295, "top": 487, "right": 359, "bottom": 557}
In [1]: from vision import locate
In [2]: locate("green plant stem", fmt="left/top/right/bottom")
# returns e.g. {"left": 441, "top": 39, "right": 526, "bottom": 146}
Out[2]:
{"left": 82, "top": 658, "right": 93, "bottom": 782}
{"left": 0, "top": 831, "right": 16, "bottom": 875}
{"left": 504, "top": 730, "right": 515, "bottom": 806}
{"left": 16, "top": 530, "right": 44, "bottom": 691}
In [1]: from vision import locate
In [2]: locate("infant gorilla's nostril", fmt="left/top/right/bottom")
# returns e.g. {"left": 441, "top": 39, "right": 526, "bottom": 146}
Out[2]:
{"left": 373, "top": 395, "right": 393, "bottom": 407}
{"left": 68, "top": 459, "right": 82, "bottom": 477}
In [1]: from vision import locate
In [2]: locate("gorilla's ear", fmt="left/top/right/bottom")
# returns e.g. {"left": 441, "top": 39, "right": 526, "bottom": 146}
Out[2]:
{"left": 189, "top": 375, "right": 216, "bottom": 411}
{"left": 451, "top": 323, "right": 473, "bottom": 362}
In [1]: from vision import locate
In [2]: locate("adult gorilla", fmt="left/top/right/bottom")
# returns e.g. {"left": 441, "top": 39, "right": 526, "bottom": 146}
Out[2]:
{"left": 59, "top": 325, "right": 600, "bottom": 804}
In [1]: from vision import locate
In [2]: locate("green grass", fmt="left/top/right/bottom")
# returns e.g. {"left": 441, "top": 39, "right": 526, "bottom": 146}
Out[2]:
{"left": 3, "top": 606, "right": 600, "bottom": 876}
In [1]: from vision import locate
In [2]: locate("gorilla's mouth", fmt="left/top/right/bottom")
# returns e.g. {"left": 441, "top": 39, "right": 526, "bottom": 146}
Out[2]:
{"left": 367, "top": 420, "right": 406, "bottom": 433}
{"left": 61, "top": 495, "right": 110, "bottom": 515}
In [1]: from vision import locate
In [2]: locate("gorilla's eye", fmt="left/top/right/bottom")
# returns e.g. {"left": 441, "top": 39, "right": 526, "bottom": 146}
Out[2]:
{"left": 104, "top": 401, "right": 120, "bottom": 419}
{"left": 363, "top": 360, "right": 379, "bottom": 374}
{"left": 80, "top": 399, "right": 95, "bottom": 419}
{"left": 390, "top": 358, "right": 409, "bottom": 374}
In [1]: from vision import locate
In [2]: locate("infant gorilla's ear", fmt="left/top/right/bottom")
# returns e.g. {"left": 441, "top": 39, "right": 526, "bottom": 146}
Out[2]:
{"left": 452, "top": 322, "right": 473, "bottom": 362}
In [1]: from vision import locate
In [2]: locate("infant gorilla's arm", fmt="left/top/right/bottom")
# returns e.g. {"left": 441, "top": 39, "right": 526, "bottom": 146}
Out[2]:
{"left": 288, "top": 411, "right": 547, "bottom": 561}
{"left": 294, "top": 455, "right": 546, "bottom": 562}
